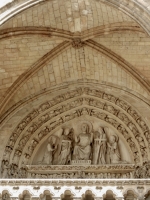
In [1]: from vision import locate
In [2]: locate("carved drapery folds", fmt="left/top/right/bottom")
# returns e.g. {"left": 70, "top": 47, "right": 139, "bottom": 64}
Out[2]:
{"left": 1, "top": 87, "right": 150, "bottom": 178}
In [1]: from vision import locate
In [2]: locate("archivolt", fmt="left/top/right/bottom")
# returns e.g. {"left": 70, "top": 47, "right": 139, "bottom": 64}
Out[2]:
{"left": 3, "top": 87, "right": 150, "bottom": 167}
{"left": 26, "top": 106, "right": 140, "bottom": 166}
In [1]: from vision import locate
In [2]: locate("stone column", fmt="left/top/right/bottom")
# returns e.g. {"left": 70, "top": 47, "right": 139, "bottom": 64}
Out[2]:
{"left": 31, "top": 198, "right": 40, "bottom": 200}
{"left": 116, "top": 198, "right": 124, "bottom": 200}
{"left": 137, "top": 186, "right": 145, "bottom": 200}
{"left": 96, "top": 198, "right": 103, "bottom": 200}
{"left": 11, "top": 198, "right": 18, "bottom": 200}
{"left": 24, "top": 195, "right": 31, "bottom": 200}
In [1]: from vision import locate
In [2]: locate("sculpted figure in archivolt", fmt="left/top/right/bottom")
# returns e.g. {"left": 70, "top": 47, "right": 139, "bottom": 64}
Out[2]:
{"left": 106, "top": 134, "right": 122, "bottom": 164}
{"left": 57, "top": 128, "right": 74, "bottom": 165}
{"left": 42, "top": 134, "right": 59, "bottom": 165}
{"left": 73, "top": 122, "right": 93, "bottom": 160}
{"left": 92, "top": 127, "right": 107, "bottom": 164}
{"left": 42, "top": 128, "right": 74, "bottom": 165}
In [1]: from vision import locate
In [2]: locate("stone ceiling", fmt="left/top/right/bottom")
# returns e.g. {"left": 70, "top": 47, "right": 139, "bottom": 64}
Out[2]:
{"left": 1, "top": 0, "right": 150, "bottom": 114}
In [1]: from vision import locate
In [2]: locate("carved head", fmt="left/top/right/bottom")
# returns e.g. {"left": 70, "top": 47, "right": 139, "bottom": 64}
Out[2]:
{"left": 98, "top": 127, "right": 104, "bottom": 135}
{"left": 48, "top": 135, "right": 58, "bottom": 145}
{"left": 81, "top": 123, "right": 89, "bottom": 133}
{"left": 136, "top": 136, "right": 143, "bottom": 142}
{"left": 109, "top": 135, "right": 116, "bottom": 143}
{"left": 5, "top": 160, "right": 9, "bottom": 166}
{"left": 64, "top": 128, "right": 70, "bottom": 135}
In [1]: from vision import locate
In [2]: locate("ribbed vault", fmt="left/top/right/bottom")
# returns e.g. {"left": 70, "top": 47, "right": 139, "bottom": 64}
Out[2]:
{"left": 1, "top": 35, "right": 150, "bottom": 115}
{"left": 1, "top": 0, "right": 150, "bottom": 115}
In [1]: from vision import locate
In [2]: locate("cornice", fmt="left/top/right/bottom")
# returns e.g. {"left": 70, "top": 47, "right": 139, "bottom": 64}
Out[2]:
{"left": 0, "top": 179, "right": 149, "bottom": 186}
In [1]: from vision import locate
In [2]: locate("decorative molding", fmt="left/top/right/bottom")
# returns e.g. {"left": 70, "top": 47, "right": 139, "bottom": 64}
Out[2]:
{"left": 1, "top": 82, "right": 150, "bottom": 126}
{"left": 26, "top": 164, "right": 135, "bottom": 179}
{"left": 0, "top": 178, "right": 149, "bottom": 200}
{"left": 0, "top": 179, "right": 149, "bottom": 185}
{"left": 26, "top": 164, "right": 135, "bottom": 171}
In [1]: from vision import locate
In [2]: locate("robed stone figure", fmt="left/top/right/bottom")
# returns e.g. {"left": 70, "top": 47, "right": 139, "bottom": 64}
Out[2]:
{"left": 92, "top": 127, "right": 107, "bottom": 164}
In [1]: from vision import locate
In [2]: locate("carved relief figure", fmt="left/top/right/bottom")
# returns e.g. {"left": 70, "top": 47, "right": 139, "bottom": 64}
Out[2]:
{"left": 8, "top": 164, "right": 18, "bottom": 178}
{"left": 106, "top": 135, "right": 121, "bottom": 164}
{"left": 42, "top": 135, "right": 60, "bottom": 165}
{"left": 93, "top": 127, "right": 107, "bottom": 164}
{"left": 22, "top": 153, "right": 30, "bottom": 165}
{"left": 1, "top": 160, "right": 9, "bottom": 178}
{"left": 8, "top": 133, "right": 17, "bottom": 148}
{"left": 13, "top": 150, "right": 21, "bottom": 165}
{"left": 57, "top": 128, "right": 73, "bottom": 165}
{"left": 73, "top": 122, "right": 93, "bottom": 160}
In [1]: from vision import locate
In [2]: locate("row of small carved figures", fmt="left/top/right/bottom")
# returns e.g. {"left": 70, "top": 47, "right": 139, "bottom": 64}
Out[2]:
{"left": 11, "top": 102, "right": 149, "bottom": 139}
{"left": 29, "top": 172, "right": 131, "bottom": 179}
{"left": 134, "top": 163, "right": 150, "bottom": 178}
{"left": 1, "top": 161, "right": 150, "bottom": 179}
{"left": 1, "top": 162, "right": 27, "bottom": 178}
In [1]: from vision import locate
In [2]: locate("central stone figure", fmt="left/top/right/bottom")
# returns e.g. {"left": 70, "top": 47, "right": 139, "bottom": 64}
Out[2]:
{"left": 73, "top": 123, "right": 93, "bottom": 160}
